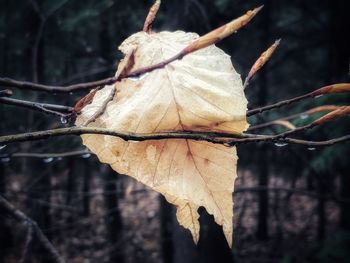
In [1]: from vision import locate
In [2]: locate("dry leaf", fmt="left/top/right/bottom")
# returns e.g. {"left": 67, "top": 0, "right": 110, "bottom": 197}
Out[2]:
{"left": 76, "top": 30, "right": 248, "bottom": 247}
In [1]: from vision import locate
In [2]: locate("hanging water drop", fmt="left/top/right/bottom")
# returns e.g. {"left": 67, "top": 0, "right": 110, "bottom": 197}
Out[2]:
{"left": 60, "top": 116, "right": 68, "bottom": 124}
{"left": 300, "top": 114, "right": 309, "bottom": 120}
{"left": 81, "top": 153, "right": 91, "bottom": 159}
{"left": 0, "top": 145, "right": 6, "bottom": 150}
{"left": 57, "top": 157, "right": 63, "bottom": 161}
{"left": 315, "top": 94, "right": 323, "bottom": 99}
{"left": 43, "top": 157, "right": 54, "bottom": 163}
{"left": 274, "top": 142, "right": 288, "bottom": 147}
{"left": 307, "top": 147, "right": 316, "bottom": 151}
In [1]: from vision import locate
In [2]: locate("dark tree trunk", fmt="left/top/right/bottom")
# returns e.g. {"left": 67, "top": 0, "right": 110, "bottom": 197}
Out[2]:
{"left": 27, "top": 160, "right": 52, "bottom": 262}
{"left": 103, "top": 168, "right": 124, "bottom": 263}
{"left": 82, "top": 161, "right": 91, "bottom": 217}
{"left": 316, "top": 172, "right": 326, "bottom": 241}
{"left": 256, "top": 0, "right": 271, "bottom": 241}
{"left": 0, "top": 163, "right": 13, "bottom": 262}
{"left": 198, "top": 208, "right": 233, "bottom": 263}
{"left": 160, "top": 196, "right": 174, "bottom": 263}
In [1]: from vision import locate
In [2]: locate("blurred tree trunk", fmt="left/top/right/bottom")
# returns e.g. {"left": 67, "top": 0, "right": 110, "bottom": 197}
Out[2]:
{"left": 339, "top": 169, "right": 350, "bottom": 230}
{"left": 0, "top": 2, "right": 10, "bottom": 258}
{"left": 27, "top": 160, "right": 52, "bottom": 262}
{"left": 160, "top": 196, "right": 174, "bottom": 263}
{"left": 26, "top": 2, "right": 52, "bottom": 260}
{"left": 82, "top": 161, "right": 91, "bottom": 217}
{"left": 103, "top": 168, "right": 124, "bottom": 263}
{"left": 65, "top": 159, "right": 78, "bottom": 210}
{"left": 172, "top": 212, "right": 198, "bottom": 263}
{"left": 0, "top": 163, "right": 13, "bottom": 262}
{"left": 198, "top": 209, "right": 233, "bottom": 263}
{"left": 327, "top": 0, "right": 350, "bottom": 232}
{"left": 256, "top": 0, "right": 271, "bottom": 241}
{"left": 315, "top": 171, "right": 326, "bottom": 240}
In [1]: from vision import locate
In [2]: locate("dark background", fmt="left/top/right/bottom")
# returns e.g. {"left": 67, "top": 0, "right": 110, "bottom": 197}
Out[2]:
{"left": 1, "top": 0, "right": 350, "bottom": 262}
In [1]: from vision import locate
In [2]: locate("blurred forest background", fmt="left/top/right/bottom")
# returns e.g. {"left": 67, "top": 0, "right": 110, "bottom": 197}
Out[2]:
{"left": 0, "top": 0, "right": 349, "bottom": 262}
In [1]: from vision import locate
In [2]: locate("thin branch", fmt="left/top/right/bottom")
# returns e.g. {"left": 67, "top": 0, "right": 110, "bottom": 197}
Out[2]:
{"left": 0, "top": 126, "right": 349, "bottom": 148}
{"left": 0, "top": 195, "right": 65, "bottom": 263}
{"left": 283, "top": 135, "right": 350, "bottom": 147}
{"left": 82, "top": 49, "right": 136, "bottom": 126}
{"left": 0, "top": 6, "right": 262, "bottom": 93}
{"left": 1, "top": 103, "right": 348, "bottom": 147}
{"left": 0, "top": 76, "right": 116, "bottom": 93}
{"left": 81, "top": 86, "right": 115, "bottom": 126}
{"left": 181, "top": 6, "right": 263, "bottom": 54}
{"left": 19, "top": 221, "right": 33, "bottom": 263}
{"left": 0, "top": 127, "right": 233, "bottom": 145}
{"left": 249, "top": 105, "right": 341, "bottom": 131}
{"left": 0, "top": 97, "right": 73, "bottom": 116}
{"left": 59, "top": 64, "right": 117, "bottom": 85}
{"left": 247, "top": 83, "right": 350, "bottom": 116}
{"left": 1, "top": 149, "right": 89, "bottom": 159}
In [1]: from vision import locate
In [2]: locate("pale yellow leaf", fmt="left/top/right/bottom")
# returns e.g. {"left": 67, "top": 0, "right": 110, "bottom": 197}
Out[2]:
{"left": 76, "top": 30, "right": 248, "bottom": 247}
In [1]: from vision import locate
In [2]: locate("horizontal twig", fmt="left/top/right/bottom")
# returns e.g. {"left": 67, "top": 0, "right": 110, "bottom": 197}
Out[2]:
{"left": 0, "top": 126, "right": 349, "bottom": 148}
{"left": 249, "top": 105, "right": 341, "bottom": 131}
{"left": 0, "top": 7, "right": 263, "bottom": 94}
{"left": 0, "top": 76, "right": 118, "bottom": 93}
{"left": 0, "top": 97, "right": 73, "bottom": 117}
{"left": 247, "top": 83, "right": 350, "bottom": 116}
{"left": 0, "top": 97, "right": 73, "bottom": 112}
{"left": 0, "top": 149, "right": 89, "bottom": 159}
{"left": 0, "top": 127, "right": 237, "bottom": 145}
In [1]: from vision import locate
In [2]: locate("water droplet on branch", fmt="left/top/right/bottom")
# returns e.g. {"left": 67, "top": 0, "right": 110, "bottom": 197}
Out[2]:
{"left": 300, "top": 114, "right": 309, "bottom": 120}
{"left": 81, "top": 153, "right": 91, "bottom": 159}
{"left": 307, "top": 147, "right": 316, "bottom": 151}
{"left": 274, "top": 142, "right": 288, "bottom": 147}
{"left": 60, "top": 116, "right": 68, "bottom": 124}
{"left": 43, "top": 157, "right": 54, "bottom": 163}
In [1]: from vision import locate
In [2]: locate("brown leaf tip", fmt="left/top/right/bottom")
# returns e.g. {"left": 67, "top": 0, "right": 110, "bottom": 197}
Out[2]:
{"left": 143, "top": 0, "right": 161, "bottom": 33}
{"left": 313, "top": 106, "right": 350, "bottom": 125}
